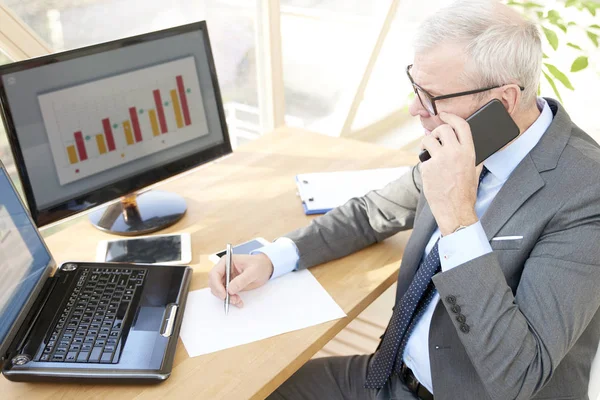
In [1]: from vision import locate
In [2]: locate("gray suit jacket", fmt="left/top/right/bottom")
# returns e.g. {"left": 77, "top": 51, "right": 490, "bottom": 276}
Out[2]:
{"left": 285, "top": 99, "right": 600, "bottom": 400}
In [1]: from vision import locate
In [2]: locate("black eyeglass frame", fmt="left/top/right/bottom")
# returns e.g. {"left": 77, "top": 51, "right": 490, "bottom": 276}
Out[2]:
{"left": 406, "top": 64, "right": 525, "bottom": 116}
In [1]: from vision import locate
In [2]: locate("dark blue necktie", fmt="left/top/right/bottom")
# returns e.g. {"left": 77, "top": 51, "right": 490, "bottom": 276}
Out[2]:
{"left": 365, "top": 166, "right": 489, "bottom": 389}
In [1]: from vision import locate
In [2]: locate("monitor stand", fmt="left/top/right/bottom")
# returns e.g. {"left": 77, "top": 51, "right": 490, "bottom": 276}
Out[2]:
{"left": 88, "top": 190, "right": 187, "bottom": 236}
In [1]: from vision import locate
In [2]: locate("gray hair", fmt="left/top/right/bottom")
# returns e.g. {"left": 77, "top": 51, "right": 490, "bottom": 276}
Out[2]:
{"left": 414, "top": 0, "right": 542, "bottom": 108}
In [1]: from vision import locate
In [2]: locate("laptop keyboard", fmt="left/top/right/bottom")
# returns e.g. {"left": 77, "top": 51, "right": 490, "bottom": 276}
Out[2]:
{"left": 39, "top": 268, "right": 146, "bottom": 364}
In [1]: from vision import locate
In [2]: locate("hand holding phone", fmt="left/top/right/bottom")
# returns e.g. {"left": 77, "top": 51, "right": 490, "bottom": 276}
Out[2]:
{"left": 418, "top": 99, "right": 520, "bottom": 164}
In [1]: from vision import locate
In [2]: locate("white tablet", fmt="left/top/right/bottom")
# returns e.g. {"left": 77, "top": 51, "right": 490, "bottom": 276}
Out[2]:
{"left": 96, "top": 233, "right": 192, "bottom": 265}
{"left": 208, "top": 237, "right": 270, "bottom": 264}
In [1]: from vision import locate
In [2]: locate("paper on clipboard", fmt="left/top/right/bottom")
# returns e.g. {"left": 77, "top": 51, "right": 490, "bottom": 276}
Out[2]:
{"left": 295, "top": 167, "right": 411, "bottom": 215}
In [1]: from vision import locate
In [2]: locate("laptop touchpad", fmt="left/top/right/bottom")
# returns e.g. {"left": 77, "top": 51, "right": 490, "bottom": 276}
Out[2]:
{"left": 133, "top": 306, "right": 164, "bottom": 331}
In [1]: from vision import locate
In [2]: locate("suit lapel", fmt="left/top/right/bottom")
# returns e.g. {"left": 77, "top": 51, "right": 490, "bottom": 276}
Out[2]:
{"left": 411, "top": 200, "right": 438, "bottom": 255}
{"left": 396, "top": 196, "right": 437, "bottom": 296}
{"left": 481, "top": 155, "right": 544, "bottom": 240}
{"left": 481, "top": 98, "right": 572, "bottom": 239}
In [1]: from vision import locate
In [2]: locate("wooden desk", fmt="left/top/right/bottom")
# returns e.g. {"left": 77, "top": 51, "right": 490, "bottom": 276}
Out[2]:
{"left": 1, "top": 127, "right": 417, "bottom": 399}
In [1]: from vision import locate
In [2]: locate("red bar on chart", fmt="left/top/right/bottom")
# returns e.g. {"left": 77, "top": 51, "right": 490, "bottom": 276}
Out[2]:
{"left": 102, "top": 118, "right": 116, "bottom": 151}
{"left": 153, "top": 90, "right": 168, "bottom": 133}
{"left": 74, "top": 131, "right": 88, "bottom": 161}
{"left": 176, "top": 75, "right": 192, "bottom": 126}
{"left": 129, "top": 107, "right": 143, "bottom": 143}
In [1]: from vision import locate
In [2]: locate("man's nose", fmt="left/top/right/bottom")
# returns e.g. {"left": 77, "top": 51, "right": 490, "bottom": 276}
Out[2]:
{"left": 408, "top": 94, "right": 430, "bottom": 118}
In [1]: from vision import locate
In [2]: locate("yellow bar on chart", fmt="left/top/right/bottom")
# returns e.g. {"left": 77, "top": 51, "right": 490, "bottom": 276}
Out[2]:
{"left": 170, "top": 89, "right": 184, "bottom": 129}
{"left": 95, "top": 134, "right": 107, "bottom": 154}
{"left": 149, "top": 109, "right": 160, "bottom": 137}
{"left": 67, "top": 145, "right": 78, "bottom": 164}
{"left": 123, "top": 121, "right": 134, "bottom": 145}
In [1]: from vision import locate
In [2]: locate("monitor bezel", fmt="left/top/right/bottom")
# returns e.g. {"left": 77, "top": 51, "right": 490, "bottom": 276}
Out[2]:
{"left": 0, "top": 21, "right": 232, "bottom": 227}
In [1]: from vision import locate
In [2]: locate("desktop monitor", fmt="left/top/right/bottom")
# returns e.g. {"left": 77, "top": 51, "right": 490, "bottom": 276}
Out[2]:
{"left": 0, "top": 21, "right": 232, "bottom": 236}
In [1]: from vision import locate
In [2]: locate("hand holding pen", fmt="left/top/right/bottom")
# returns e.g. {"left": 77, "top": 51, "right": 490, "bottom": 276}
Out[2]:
{"left": 207, "top": 248, "right": 275, "bottom": 311}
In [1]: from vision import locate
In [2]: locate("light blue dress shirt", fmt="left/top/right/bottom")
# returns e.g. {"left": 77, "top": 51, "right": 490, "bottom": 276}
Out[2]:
{"left": 254, "top": 98, "right": 553, "bottom": 393}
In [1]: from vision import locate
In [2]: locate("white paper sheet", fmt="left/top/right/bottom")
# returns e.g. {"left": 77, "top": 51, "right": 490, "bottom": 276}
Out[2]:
{"left": 179, "top": 270, "right": 346, "bottom": 357}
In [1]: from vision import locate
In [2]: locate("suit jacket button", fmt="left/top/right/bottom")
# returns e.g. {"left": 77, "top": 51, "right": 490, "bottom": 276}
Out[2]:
{"left": 460, "top": 324, "right": 470, "bottom": 333}
{"left": 446, "top": 295, "right": 457, "bottom": 305}
{"left": 451, "top": 304, "right": 461, "bottom": 314}
{"left": 456, "top": 314, "right": 466, "bottom": 324}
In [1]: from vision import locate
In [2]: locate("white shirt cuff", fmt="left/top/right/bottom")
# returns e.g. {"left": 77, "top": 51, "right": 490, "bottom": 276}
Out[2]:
{"left": 438, "top": 221, "right": 492, "bottom": 272}
{"left": 251, "top": 237, "right": 299, "bottom": 280}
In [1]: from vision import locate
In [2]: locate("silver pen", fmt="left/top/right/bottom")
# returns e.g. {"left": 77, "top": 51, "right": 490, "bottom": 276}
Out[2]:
{"left": 225, "top": 243, "right": 232, "bottom": 315}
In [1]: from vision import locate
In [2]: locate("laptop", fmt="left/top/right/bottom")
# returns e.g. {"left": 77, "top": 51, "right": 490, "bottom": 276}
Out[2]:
{"left": 0, "top": 162, "right": 192, "bottom": 382}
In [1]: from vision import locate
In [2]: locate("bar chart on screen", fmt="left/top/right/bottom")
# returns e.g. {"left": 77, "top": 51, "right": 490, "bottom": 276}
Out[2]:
{"left": 38, "top": 57, "right": 209, "bottom": 185}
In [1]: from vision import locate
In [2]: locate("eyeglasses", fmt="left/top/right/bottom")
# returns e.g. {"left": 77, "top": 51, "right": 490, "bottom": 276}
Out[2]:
{"left": 406, "top": 64, "right": 525, "bottom": 116}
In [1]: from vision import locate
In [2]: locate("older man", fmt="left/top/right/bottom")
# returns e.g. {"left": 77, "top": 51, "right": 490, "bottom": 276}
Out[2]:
{"left": 208, "top": 1, "right": 600, "bottom": 399}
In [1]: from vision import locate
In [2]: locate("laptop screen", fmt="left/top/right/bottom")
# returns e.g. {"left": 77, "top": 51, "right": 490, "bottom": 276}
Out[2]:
{"left": 0, "top": 168, "right": 52, "bottom": 347}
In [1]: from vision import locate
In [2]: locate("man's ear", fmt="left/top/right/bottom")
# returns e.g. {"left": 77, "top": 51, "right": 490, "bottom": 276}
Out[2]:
{"left": 499, "top": 84, "right": 521, "bottom": 115}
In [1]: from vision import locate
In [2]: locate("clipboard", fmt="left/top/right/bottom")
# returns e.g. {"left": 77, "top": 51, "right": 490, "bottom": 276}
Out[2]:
{"left": 295, "top": 167, "right": 411, "bottom": 215}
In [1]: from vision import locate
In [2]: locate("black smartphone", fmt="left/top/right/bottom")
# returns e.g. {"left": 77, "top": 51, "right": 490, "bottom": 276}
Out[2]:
{"left": 418, "top": 99, "right": 520, "bottom": 164}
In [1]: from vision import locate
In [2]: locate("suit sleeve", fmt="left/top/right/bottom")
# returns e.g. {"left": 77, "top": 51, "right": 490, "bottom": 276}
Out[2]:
{"left": 432, "top": 183, "right": 600, "bottom": 400}
{"left": 285, "top": 164, "right": 422, "bottom": 270}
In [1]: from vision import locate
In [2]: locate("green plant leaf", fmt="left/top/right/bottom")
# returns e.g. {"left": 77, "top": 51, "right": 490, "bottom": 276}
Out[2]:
{"left": 587, "top": 31, "right": 599, "bottom": 47}
{"left": 565, "top": 0, "right": 578, "bottom": 7}
{"left": 542, "top": 52, "right": 549, "bottom": 58}
{"left": 566, "top": 42, "right": 582, "bottom": 50}
{"left": 542, "top": 27, "right": 559, "bottom": 50}
{"left": 552, "top": 21, "right": 568, "bottom": 32}
{"left": 543, "top": 71, "right": 563, "bottom": 103}
{"left": 544, "top": 63, "right": 575, "bottom": 90}
{"left": 584, "top": 1, "right": 600, "bottom": 9}
{"left": 547, "top": 9, "right": 561, "bottom": 21}
{"left": 568, "top": 21, "right": 577, "bottom": 26}
{"left": 590, "top": 24, "right": 600, "bottom": 30}
{"left": 545, "top": 10, "right": 568, "bottom": 32}
{"left": 584, "top": 3, "right": 597, "bottom": 15}
{"left": 571, "top": 56, "right": 589, "bottom": 72}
